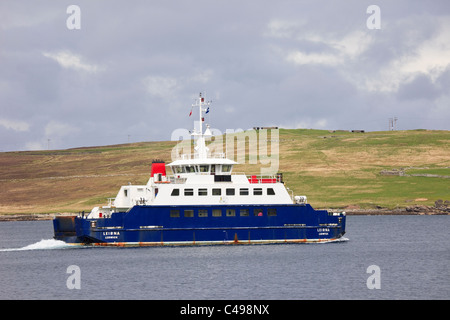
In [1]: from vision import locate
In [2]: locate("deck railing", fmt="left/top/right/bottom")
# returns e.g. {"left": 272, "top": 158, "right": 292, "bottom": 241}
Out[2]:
{"left": 163, "top": 173, "right": 283, "bottom": 184}
{"left": 246, "top": 174, "right": 283, "bottom": 184}
{"left": 173, "top": 152, "right": 227, "bottom": 160}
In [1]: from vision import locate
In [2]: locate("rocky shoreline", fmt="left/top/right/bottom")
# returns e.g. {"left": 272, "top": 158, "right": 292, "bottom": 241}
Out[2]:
{"left": 340, "top": 205, "right": 450, "bottom": 216}
{"left": 0, "top": 213, "right": 74, "bottom": 222}
{"left": 335, "top": 200, "right": 450, "bottom": 216}
{"left": 0, "top": 203, "right": 448, "bottom": 222}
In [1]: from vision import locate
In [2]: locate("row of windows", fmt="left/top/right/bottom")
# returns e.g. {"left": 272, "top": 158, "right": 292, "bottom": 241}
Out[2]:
{"left": 173, "top": 164, "right": 232, "bottom": 174}
{"left": 170, "top": 208, "right": 277, "bottom": 218}
{"left": 171, "top": 188, "right": 276, "bottom": 197}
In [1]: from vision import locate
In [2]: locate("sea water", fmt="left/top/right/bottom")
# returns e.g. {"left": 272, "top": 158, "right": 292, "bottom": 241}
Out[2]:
{"left": 0, "top": 216, "right": 448, "bottom": 300}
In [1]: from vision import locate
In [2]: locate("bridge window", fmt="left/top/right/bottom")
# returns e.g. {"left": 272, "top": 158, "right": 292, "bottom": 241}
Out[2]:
{"left": 199, "top": 165, "right": 209, "bottom": 173}
{"left": 186, "top": 166, "right": 196, "bottom": 173}
{"left": 267, "top": 188, "right": 275, "bottom": 195}
{"left": 171, "top": 189, "right": 180, "bottom": 196}
{"left": 222, "top": 165, "right": 232, "bottom": 172}
{"left": 184, "top": 189, "right": 194, "bottom": 196}
{"left": 174, "top": 166, "right": 185, "bottom": 174}
{"left": 212, "top": 188, "right": 221, "bottom": 196}
{"left": 198, "top": 188, "right": 207, "bottom": 196}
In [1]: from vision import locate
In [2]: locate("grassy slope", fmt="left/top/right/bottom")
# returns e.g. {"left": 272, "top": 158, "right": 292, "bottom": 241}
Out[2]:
{"left": 274, "top": 129, "right": 450, "bottom": 209}
{"left": 0, "top": 129, "right": 449, "bottom": 214}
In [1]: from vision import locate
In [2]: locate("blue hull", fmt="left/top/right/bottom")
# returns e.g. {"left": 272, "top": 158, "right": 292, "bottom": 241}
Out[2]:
{"left": 53, "top": 204, "right": 346, "bottom": 246}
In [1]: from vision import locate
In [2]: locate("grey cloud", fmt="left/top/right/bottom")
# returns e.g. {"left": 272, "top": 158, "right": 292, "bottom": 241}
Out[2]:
{"left": 0, "top": 0, "right": 449, "bottom": 151}
{"left": 397, "top": 73, "right": 440, "bottom": 101}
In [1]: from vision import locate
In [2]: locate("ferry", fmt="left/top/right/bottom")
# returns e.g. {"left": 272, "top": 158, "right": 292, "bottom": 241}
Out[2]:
{"left": 53, "top": 93, "right": 346, "bottom": 246}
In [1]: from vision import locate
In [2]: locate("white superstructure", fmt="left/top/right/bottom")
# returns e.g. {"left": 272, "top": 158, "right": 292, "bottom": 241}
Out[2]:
{"left": 88, "top": 93, "right": 303, "bottom": 219}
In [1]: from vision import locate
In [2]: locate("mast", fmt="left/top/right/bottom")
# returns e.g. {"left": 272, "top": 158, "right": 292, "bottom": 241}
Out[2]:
{"left": 198, "top": 92, "right": 204, "bottom": 138}
{"left": 191, "top": 92, "right": 211, "bottom": 159}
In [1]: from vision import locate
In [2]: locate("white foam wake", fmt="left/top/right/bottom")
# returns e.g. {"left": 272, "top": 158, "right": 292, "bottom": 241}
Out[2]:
{"left": 329, "top": 237, "right": 350, "bottom": 243}
{"left": 0, "top": 239, "right": 75, "bottom": 252}
{"left": 315, "top": 237, "right": 350, "bottom": 244}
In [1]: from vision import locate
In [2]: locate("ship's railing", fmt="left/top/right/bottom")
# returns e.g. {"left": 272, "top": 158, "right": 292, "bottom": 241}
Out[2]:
{"left": 246, "top": 174, "right": 283, "bottom": 184}
{"left": 168, "top": 176, "right": 188, "bottom": 184}
{"left": 107, "top": 198, "right": 115, "bottom": 206}
{"left": 165, "top": 173, "right": 283, "bottom": 184}
{"left": 173, "top": 152, "right": 227, "bottom": 160}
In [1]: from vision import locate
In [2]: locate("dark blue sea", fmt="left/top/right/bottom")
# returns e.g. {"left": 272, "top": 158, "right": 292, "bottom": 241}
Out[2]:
{"left": 0, "top": 215, "right": 448, "bottom": 300}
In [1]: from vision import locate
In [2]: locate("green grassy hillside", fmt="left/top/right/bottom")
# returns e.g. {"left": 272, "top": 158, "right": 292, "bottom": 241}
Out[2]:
{"left": 0, "top": 129, "right": 449, "bottom": 214}
{"left": 274, "top": 129, "right": 450, "bottom": 209}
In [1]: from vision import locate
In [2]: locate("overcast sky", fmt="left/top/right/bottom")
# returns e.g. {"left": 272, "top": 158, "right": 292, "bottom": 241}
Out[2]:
{"left": 1, "top": 0, "right": 449, "bottom": 151}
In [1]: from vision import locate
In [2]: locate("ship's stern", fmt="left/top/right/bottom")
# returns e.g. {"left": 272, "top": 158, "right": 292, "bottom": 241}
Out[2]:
{"left": 53, "top": 216, "right": 79, "bottom": 243}
{"left": 53, "top": 215, "right": 95, "bottom": 244}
